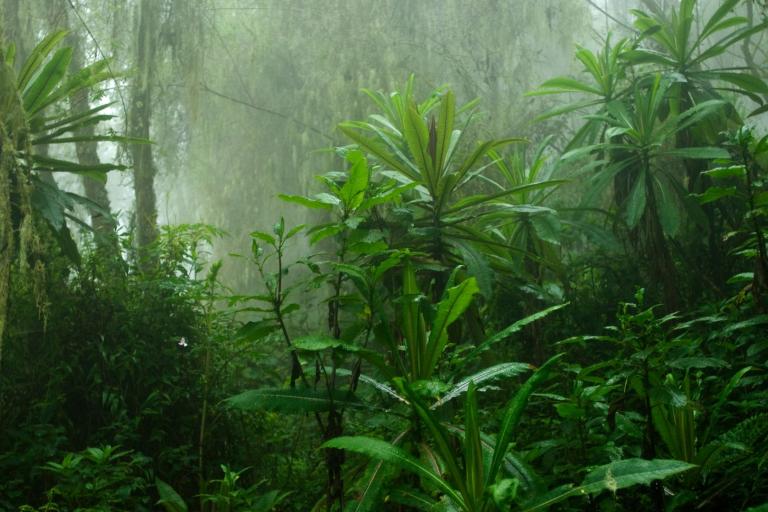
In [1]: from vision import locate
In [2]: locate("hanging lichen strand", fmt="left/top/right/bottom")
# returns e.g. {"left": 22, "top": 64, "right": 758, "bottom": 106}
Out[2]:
{"left": 0, "top": 44, "right": 45, "bottom": 369}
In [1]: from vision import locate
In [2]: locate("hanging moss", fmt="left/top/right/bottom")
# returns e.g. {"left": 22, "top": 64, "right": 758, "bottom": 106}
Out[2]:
{"left": 0, "top": 45, "right": 46, "bottom": 368}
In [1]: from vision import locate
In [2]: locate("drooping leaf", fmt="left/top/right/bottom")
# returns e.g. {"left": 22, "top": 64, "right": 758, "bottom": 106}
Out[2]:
{"left": 279, "top": 194, "right": 335, "bottom": 210}
{"left": 226, "top": 388, "right": 363, "bottom": 413}
{"left": 433, "top": 363, "right": 531, "bottom": 409}
{"left": 466, "top": 303, "right": 568, "bottom": 362}
{"left": 696, "top": 186, "right": 737, "bottom": 204}
{"left": 522, "top": 459, "right": 695, "bottom": 511}
{"left": 488, "top": 354, "right": 564, "bottom": 486}
{"left": 322, "top": 436, "right": 466, "bottom": 508}
{"left": 156, "top": 478, "right": 188, "bottom": 512}
{"left": 703, "top": 165, "right": 746, "bottom": 179}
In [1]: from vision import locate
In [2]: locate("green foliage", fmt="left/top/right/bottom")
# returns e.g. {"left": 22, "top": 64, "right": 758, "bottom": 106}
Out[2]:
{"left": 4, "top": 4, "right": 768, "bottom": 512}
{"left": 26, "top": 445, "right": 152, "bottom": 512}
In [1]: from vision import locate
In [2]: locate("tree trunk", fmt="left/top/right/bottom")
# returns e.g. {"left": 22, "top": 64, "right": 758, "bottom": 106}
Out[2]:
{"left": 1, "top": 0, "right": 28, "bottom": 63}
{"left": 129, "top": 0, "right": 159, "bottom": 269}
{"left": 67, "top": 26, "right": 120, "bottom": 258}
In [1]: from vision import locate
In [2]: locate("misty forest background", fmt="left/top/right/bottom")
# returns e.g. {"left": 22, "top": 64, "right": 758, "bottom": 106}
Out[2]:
{"left": 1, "top": 0, "right": 767, "bottom": 511}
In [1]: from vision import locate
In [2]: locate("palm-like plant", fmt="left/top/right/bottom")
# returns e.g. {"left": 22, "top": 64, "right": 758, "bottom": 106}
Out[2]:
{"left": 339, "top": 78, "right": 562, "bottom": 282}
{"left": 484, "top": 140, "right": 564, "bottom": 285}
{"left": 627, "top": 0, "right": 768, "bottom": 110}
{"left": 566, "top": 75, "right": 728, "bottom": 307}
{"left": 527, "top": 35, "right": 633, "bottom": 150}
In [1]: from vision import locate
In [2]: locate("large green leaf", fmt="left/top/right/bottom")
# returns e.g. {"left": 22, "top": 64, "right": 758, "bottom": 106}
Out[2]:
{"left": 434, "top": 90, "right": 455, "bottom": 175}
{"left": 625, "top": 173, "right": 647, "bottom": 229}
{"left": 156, "top": 478, "right": 188, "bottom": 512}
{"left": 396, "top": 381, "right": 470, "bottom": 502}
{"left": 226, "top": 388, "right": 363, "bottom": 414}
{"left": 278, "top": 193, "right": 335, "bottom": 210}
{"left": 660, "top": 147, "right": 730, "bottom": 160}
{"left": 16, "top": 30, "right": 68, "bottom": 91}
{"left": 432, "top": 362, "right": 531, "bottom": 409}
{"left": 339, "top": 150, "right": 369, "bottom": 211}
{"left": 464, "top": 382, "right": 484, "bottom": 505}
{"left": 425, "top": 277, "right": 479, "bottom": 376}
{"left": 22, "top": 46, "right": 72, "bottom": 114}
{"left": 522, "top": 459, "right": 695, "bottom": 511}
{"left": 465, "top": 303, "right": 568, "bottom": 362}
{"left": 322, "top": 436, "right": 466, "bottom": 508}
{"left": 529, "top": 77, "right": 602, "bottom": 96}
{"left": 487, "top": 354, "right": 564, "bottom": 486}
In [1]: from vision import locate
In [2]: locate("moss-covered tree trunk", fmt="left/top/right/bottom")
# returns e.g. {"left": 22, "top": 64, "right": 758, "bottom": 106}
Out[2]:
{"left": 0, "top": 47, "right": 33, "bottom": 369}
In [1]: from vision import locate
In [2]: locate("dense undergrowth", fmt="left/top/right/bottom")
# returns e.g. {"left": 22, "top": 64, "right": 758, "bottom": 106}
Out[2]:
{"left": 1, "top": 1, "right": 768, "bottom": 511}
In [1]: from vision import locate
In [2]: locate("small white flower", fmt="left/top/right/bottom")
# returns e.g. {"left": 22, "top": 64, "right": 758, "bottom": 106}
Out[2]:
{"left": 178, "top": 337, "right": 188, "bottom": 348}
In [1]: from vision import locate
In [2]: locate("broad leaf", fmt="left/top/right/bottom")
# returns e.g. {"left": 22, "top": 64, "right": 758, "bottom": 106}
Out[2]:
{"left": 523, "top": 459, "right": 695, "bottom": 511}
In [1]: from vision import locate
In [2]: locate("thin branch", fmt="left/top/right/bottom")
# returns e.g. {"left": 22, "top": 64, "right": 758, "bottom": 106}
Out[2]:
{"left": 66, "top": 0, "right": 129, "bottom": 132}
{"left": 200, "top": 83, "right": 335, "bottom": 142}
{"left": 584, "top": 0, "right": 635, "bottom": 31}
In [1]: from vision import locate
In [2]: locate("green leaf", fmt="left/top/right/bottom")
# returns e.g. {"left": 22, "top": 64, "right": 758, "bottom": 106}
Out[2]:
{"left": 703, "top": 165, "right": 746, "bottom": 179}
{"left": 433, "top": 362, "right": 531, "bottom": 409}
{"left": 30, "top": 59, "right": 113, "bottom": 116}
{"left": 236, "top": 320, "right": 280, "bottom": 342}
{"left": 696, "top": 186, "right": 737, "bottom": 204}
{"left": 661, "top": 147, "right": 731, "bottom": 160}
{"left": 749, "top": 103, "right": 768, "bottom": 118}
{"left": 466, "top": 303, "right": 568, "bottom": 362}
{"left": 396, "top": 381, "right": 470, "bottom": 501}
{"left": 293, "top": 334, "right": 359, "bottom": 352}
{"left": 322, "top": 436, "right": 466, "bottom": 508}
{"left": 531, "top": 77, "right": 602, "bottom": 96}
{"left": 434, "top": 90, "right": 456, "bottom": 174}
{"left": 655, "top": 177, "right": 681, "bottom": 236}
{"left": 621, "top": 49, "right": 678, "bottom": 67}
{"left": 156, "top": 478, "right": 187, "bottom": 512}
{"left": 464, "top": 382, "right": 484, "bottom": 503}
{"left": 704, "top": 71, "right": 768, "bottom": 95}
{"left": 278, "top": 194, "right": 334, "bottom": 210}
{"left": 702, "top": 366, "right": 752, "bottom": 445}
{"left": 667, "top": 357, "right": 728, "bottom": 369}
{"left": 727, "top": 272, "right": 753, "bottom": 284}
{"left": 340, "top": 124, "right": 419, "bottom": 182}
{"left": 226, "top": 388, "right": 363, "bottom": 413}
{"left": 625, "top": 174, "right": 647, "bottom": 229}
{"left": 23, "top": 46, "right": 72, "bottom": 114}
{"left": 488, "top": 354, "right": 564, "bottom": 485}
{"left": 17, "top": 30, "right": 68, "bottom": 91}
{"left": 388, "top": 488, "right": 438, "bottom": 510}
{"left": 530, "top": 211, "right": 561, "bottom": 245}
{"left": 340, "top": 151, "right": 369, "bottom": 211}
{"left": 455, "top": 242, "right": 494, "bottom": 298}
{"left": 579, "top": 459, "right": 695, "bottom": 494}
{"left": 425, "top": 278, "right": 479, "bottom": 376}
{"left": 523, "top": 459, "right": 695, "bottom": 511}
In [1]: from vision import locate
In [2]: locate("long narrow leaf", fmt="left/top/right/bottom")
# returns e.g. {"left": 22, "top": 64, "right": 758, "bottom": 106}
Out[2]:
{"left": 432, "top": 362, "right": 531, "bottom": 409}
{"left": 465, "top": 304, "right": 568, "bottom": 362}
{"left": 17, "top": 30, "right": 68, "bottom": 91}
{"left": 322, "top": 436, "right": 466, "bottom": 508}
{"left": 488, "top": 354, "right": 564, "bottom": 485}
